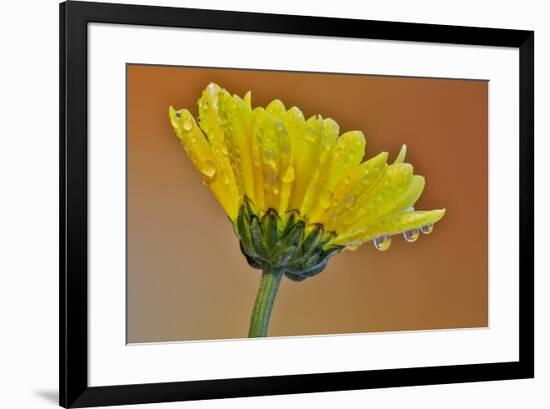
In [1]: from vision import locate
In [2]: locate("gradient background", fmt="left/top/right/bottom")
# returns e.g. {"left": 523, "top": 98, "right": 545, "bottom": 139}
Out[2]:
{"left": 127, "top": 64, "right": 488, "bottom": 343}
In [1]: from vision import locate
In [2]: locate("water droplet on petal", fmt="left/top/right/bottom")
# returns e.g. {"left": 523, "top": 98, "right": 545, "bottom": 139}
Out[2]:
{"left": 264, "top": 171, "right": 279, "bottom": 194}
{"left": 344, "top": 195, "right": 356, "bottom": 208}
{"left": 282, "top": 165, "right": 295, "bottom": 183}
{"left": 183, "top": 119, "right": 193, "bottom": 131}
{"left": 263, "top": 149, "right": 278, "bottom": 165}
{"left": 421, "top": 224, "right": 433, "bottom": 234}
{"left": 200, "top": 160, "right": 216, "bottom": 178}
{"left": 373, "top": 235, "right": 392, "bottom": 251}
{"left": 403, "top": 229, "right": 420, "bottom": 242}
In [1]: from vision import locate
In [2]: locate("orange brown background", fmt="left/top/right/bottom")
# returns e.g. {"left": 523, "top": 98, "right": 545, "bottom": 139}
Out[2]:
{"left": 127, "top": 64, "right": 488, "bottom": 343}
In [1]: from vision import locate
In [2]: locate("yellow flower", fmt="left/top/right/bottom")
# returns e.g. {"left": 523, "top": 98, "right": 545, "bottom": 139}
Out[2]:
{"left": 170, "top": 82, "right": 445, "bottom": 336}
{"left": 170, "top": 82, "right": 444, "bottom": 249}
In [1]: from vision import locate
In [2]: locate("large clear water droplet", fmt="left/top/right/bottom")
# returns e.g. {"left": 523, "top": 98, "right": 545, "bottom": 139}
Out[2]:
{"left": 420, "top": 224, "right": 433, "bottom": 234}
{"left": 403, "top": 229, "right": 420, "bottom": 242}
{"left": 264, "top": 171, "right": 279, "bottom": 194}
{"left": 183, "top": 118, "right": 193, "bottom": 132}
{"left": 200, "top": 160, "right": 216, "bottom": 178}
{"left": 373, "top": 235, "right": 392, "bottom": 251}
{"left": 263, "top": 149, "right": 278, "bottom": 164}
{"left": 344, "top": 195, "right": 356, "bottom": 208}
{"left": 282, "top": 165, "right": 295, "bottom": 183}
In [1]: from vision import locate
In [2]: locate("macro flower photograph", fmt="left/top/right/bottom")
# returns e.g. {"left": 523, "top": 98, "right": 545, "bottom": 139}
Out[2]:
{"left": 126, "top": 65, "right": 488, "bottom": 342}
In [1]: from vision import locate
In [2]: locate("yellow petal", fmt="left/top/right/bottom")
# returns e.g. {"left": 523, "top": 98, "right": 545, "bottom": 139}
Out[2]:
{"left": 266, "top": 99, "right": 286, "bottom": 118}
{"left": 333, "top": 209, "right": 446, "bottom": 246}
{"left": 281, "top": 107, "right": 305, "bottom": 212}
{"left": 299, "top": 116, "right": 339, "bottom": 215}
{"left": 394, "top": 144, "right": 407, "bottom": 164}
{"left": 342, "top": 163, "right": 415, "bottom": 229}
{"left": 169, "top": 107, "right": 238, "bottom": 219}
{"left": 217, "top": 90, "right": 256, "bottom": 204}
{"left": 196, "top": 83, "right": 241, "bottom": 218}
{"left": 266, "top": 100, "right": 294, "bottom": 214}
{"left": 321, "top": 152, "right": 388, "bottom": 231}
{"left": 287, "top": 114, "right": 318, "bottom": 211}
{"left": 308, "top": 130, "right": 366, "bottom": 221}
{"left": 251, "top": 107, "right": 289, "bottom": 214}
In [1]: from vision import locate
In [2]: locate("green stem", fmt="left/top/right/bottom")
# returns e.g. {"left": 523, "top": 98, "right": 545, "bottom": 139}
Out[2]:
{"left": 248, "top": 267, "right": 284, "bottom": 338}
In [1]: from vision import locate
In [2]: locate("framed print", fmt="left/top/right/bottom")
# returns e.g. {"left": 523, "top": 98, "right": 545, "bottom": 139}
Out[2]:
{"left": 59, "top": 1, "right": 534, "bottom": 407}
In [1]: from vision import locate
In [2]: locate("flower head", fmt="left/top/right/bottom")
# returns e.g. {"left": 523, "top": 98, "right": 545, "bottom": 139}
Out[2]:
{"left": 170, "top": 83, "right": 445, "bottom": 281}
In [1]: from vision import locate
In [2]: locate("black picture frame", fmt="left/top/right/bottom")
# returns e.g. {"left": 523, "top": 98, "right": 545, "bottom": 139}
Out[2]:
{"left": 59, "top": 1, "right": 534, "bottom": 407}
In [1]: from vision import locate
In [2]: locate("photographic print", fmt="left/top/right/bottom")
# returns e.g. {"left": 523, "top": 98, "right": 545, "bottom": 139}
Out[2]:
{"left": 126, "top": 65, "right": 488, "bottom": 342}
{"left": 61, "top": 3, "right": 533, "bottom": 405}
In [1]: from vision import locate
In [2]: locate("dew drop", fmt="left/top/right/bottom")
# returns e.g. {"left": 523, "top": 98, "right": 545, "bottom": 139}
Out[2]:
{"left": 373, "top": 235, "right": 392, "bottom": 251}
{"left": 183, "top": 119, "right": 193, "bottom": 132}
{"left": 420, "top": 224, "right": 433, "bottom": 234}
{"left": 403, "top": 228, "right": 420, "bottom": 243}
{"left": 344, "top": 195, "right": 356, "bottom": 208}
{"left": 200, "top": 160, "right": 216, "bottom": 178}
{"left": 263, "top": 149, "right": 278, "bottom": 165}
{"left": 282, "top": 165, "right": 295, "bottom": 183}
{"left": 264, "top": 171, "right": 278, "bottom": 192}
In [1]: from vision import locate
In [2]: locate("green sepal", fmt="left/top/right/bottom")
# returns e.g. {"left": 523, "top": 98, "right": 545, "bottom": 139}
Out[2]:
{"left": 282, "top": 210, "right": 300, "bottom": 236}
{"left": 236, "top": 204, "right": 257, "bottom": 259}
{"left": 250, "top": 215, "right": 269, "bottom": 261}
{"left": 301, "top": 225, "right": 324, "bottom": 257}
{"left": 240, "top": 242, "right": 262, "bottom": 269}
{"left": 271, "top": 222, "right": 304, "bottom": 267}
{"left": 322, "top": 245, "right": 344, "bottom": 258}
{"left": 301, "top": 259, "right": 328, "bottom": 278}
{"left": 293, "top": 250, "right": 321, "bottom": 272}
{"left": 234, "top": 198, "right": 344, "bottom": 281}
{"left": 261, "top": 209, "right": 280, "bottom": 250}
{"left": 285, "top": 272, "right": 308, "bottom": 282}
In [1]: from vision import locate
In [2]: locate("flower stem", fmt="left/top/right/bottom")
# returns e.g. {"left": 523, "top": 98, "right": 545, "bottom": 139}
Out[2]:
{"left": 248, "top": 267, "right": 284, "bottom": 338}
